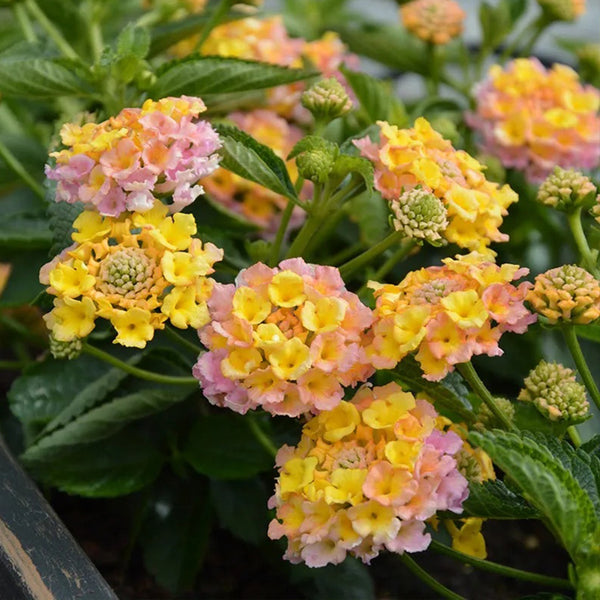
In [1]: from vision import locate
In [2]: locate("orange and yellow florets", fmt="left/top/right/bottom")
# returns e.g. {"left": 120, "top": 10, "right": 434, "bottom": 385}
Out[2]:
{"left": 40, "top": 203, "right": 223, "bottom": 348}
{"left": 366, "top": 253, "right": 536, "bottom": 381}
{"left": 355, "top": 118, "right": 518, "bottom": 252}
{"left": 267, "top": 383, "right": 469, "bottom": 566}
{"left": 467, "top": 58, "right": 600, "bottom": 182}
{"left": 193, "top": 258, "right": 375, "bottom": 416}
{"left": 400, "top": 0, "right": 466, "bottom": 45}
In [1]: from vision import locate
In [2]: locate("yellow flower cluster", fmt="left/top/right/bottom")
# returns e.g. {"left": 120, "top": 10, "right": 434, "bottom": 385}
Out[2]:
{"left": 355, "top": 118, "right": 518, "bottom": 252}
{"left": 268, "top": 383, "right": 469, "bottom": 566}
{"left": 40, "top": 203, "right": 223, "bottom": 348}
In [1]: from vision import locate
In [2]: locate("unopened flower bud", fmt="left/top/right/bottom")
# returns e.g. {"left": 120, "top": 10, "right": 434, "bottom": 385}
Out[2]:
{"left": 296, "top": 148, "right": 336, "bottom": 184}
{"left": 537, "top": 166, "right": 597, "bottom": 212}
{"left": 536, "top": 0, "right": 585, "bottom": 21}
{"left": 476, "top": 397, "right": 515, "bottom": 429}
{"left": 526, "top": 265, "right": 600, "bottom": 324}
{"left": 391, "top": 187, "right": 448, "bottom": 244}
{"left": 518, "top": 360, "right": 589, "bottom": 422}
{"left": 301, "top": 78, "right": 353, "bottom": 122}
{"left": 49, "top": 334, "right": 83, "bottom": 360}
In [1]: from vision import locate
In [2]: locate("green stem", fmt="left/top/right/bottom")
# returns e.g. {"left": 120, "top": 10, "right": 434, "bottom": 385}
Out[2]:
{"left": 568, "top": 425, "right": 582, "bottom": 448}
{"left": 164, "top": 326, "right": 203, "bottom": 355}
{"left": 285, "top": 183, "right": 325, "bottom": 258}
{"left": 193, "top": 0, "right": 232, "bottom": 52}
{"left": 248, "top": 416, "right": 277, "bottom": 457}
{"left": 82, "top": 343, "right": 199, "bottom": 386}
{"left": 24, "top": 0, "right": 79, "bottom": 60}
{"left": 269, "top": 198, "right": 296, "bottom": 266}
{"left": 13, "top": 2, "right": 37, "bottom": 42}
{"left": 0, "top": 360, "right": 28, "bottom": 370}
{"left": 339, "top": 229, "right": 405, "bottom": 280}
{"left": 520, "top": 16, "right": 548, "bottom": 57}
{"left": 0, "top": 137, "right": 45, "bottom": 199}
{"left": 426, "top": 42, "right": 440, "bottom": 95}
{"left": 567, "top": 208, "right": 599, "bottom": 278}
{"left": 399, "top": 554, "right": 466, "bottom": 600}
{"left": 429, "top": 541, "right": 573, "bottom": 590}
{"left": 328, "top": 241, "right": 364, "bottom": 267}
{"left": 563, "top": 326, "right": 600, "bottom": 413}
{"left": 87, "top": 18, "right": 104, "bottom": 64}
{"left": 357, "top": 239, "right": 417, "bottom": 295}
{"left": 457, "top": 361, "right": 516, "bottom": 431}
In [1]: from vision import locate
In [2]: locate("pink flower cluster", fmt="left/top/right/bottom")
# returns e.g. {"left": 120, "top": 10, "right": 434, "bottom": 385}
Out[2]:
{"left": 268, "top": 384, "right": 469, "bottom": 567}
{"left": 467, "top": 58, "right": 600, "bottom": 182}
{"left": 46, "top": 96, "right": 221, "bottom": 217}
{"left": 193, "top": 258, "right": 374, "bottom": 417}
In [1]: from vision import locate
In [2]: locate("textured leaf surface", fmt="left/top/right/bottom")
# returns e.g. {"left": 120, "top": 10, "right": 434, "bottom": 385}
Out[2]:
{"left": 463, "top": 479, "right": 540, "bottom": 519}
{"left": 150, "top": 56, "right": 317, "bottom": 97}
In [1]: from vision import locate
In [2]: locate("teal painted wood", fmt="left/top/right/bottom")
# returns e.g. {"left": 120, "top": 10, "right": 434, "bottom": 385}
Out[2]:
{"left": 0, "top": 436, "right": 118, "bottom": 600}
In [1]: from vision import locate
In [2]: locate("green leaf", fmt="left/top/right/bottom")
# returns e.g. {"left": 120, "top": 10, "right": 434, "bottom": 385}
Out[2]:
{"left": 479, "top": 1, "right": 512, "bottom": 50}
{"left": 331, "top": 155, "right": 374, "bottom": 190}
{"left": 183, "top": 413, "right": 274, "bottom": 480}
{"left": 149, "top": 13, "right": 210, "bottom": 57}
{"left": 215, "top": 123, "right": 298, "bottom": 202}
{"left": 0, "top": 249, "right": 47, "bottom": 306}
{"left": 581, "top": 435, "right": 600, "bottom": 457}
{"left": 116, "top": 24, "right": 150, "bottom": 59}
{"left": 149, "top": 56, "right": 317, "bottom": 98}
{"left": 393, "top": 356, "right": 475, "bottom": 423}
{"left": 47, "top": 197, "right": 84, "bottom": 256}
{"left": 0, "top": 214, "right": 51, "bottom": 249}
{"left": 35, "top": 356, "right": 143, "bottom": 440}
{"left": 513, "top": 402, "right": 574, "bottom": 437}
{"left": 8, "top": 354, "right": 110, "bottom": 435}
{"left": 21, "top": 387, "right": 192, "bottom": 464}
{"left": 341, "top": 67, "right": 408, "bottom": 126}
{"left": 462, "top": 479, "right": 540, "bottom": 519}
{"left": 575, "top": 324, "right": 600, "bottom": 344}
{"left": 141, "top": 475, "right": 212, "bottom": 593}
{"left": 469, "top": 430, "right": 599, "bottom": 558}
{"left": 336, "top": 24, "right": 428, "bottom": 75}
{"left": 210, "top": 478, "right": 269, "bottom": 545}
{"left": 506, "top": 0, "right": 528, "bottom": 23}
{"left": 291, "top": 557, "right": 375, "bottom": 600}
{"left": 27, "top": 427, "right": 164, "bottom": 498}
{"left": 523, "top": 432, "right": 600, "bottom": 519}
{"left": 346, "top": 190, "right": 388, "bottom": 245}
{"left": 0, "top": 44, "right": 92, "bottom": 98}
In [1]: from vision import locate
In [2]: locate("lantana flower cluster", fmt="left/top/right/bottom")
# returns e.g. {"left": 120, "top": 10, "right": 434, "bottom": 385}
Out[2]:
{"left": 40, "top": 204, "right": 223, "bottom": 348}
{"left": 355, "top": 118, "right": 518, "bottom": 252}
{"left": 45, "top": 96, "right": 221, "bottom": 217}
{"left": 400, "top": 0, "right": 466, "bottom": 45}
{"left": 467, "top": 58, "right": 600, "bottom": 182}
{"left": 202, "top": 109, "right": 307, "bottom": 232}
{"left": 367, "top": 253, "right": 536, "bottom": 381}
{"left": 195, "top": 16, "right": 358, "bottom": 122}
{"left": 193, "top": 258, "right": 374, "bottom": 416}
{"left": 267, "top": 383, "right": 468, "bottom": 567}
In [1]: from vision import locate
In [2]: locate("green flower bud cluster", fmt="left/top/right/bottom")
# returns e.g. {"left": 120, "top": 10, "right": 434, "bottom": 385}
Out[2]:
{"left": 296, "top": 149, "right": 337, "bottom": 184}
{"left": 391, "top": 187, "right": 448, "bottom": 244}
{"left": 301, "top": 78, "right": 353, "bottom": 123}
{"left": 537, "top": 166, "right": 597, "bottom": 212}
{"left": 49, "top": 334, "right": 83, "bottom": 360}
{"left": 536, "top": 0, "right": 583, "bottom": 21}
{"left": 475, "top": 397, "right": 515, "bottom": 429}
{"left": 518, "top": 360, "right": 589, "bottom": 422}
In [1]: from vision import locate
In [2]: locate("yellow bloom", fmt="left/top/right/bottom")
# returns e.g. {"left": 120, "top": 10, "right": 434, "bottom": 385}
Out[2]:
{"left": 268, "top": 270, "right": 306, "bottom": 307}
{"left": 279, "top": 457, "right": 318, "bottom": 495}
{"left": 267, "top": 337, "right": 311, "bottom": 380}
{"left": 300, "top": 297, "right": 347, "bottom": 333}
{"left": 72, "top": 211, "right": 111, "bottom": 243}
{"left": 45, "top": 296, "right": 96, "bottom": 341}
{"left": 446, "top": 518, "right": 487, "bottom": 559}
{"left": 111, "top": 307, "right": 156, "bottom": 348}
{"left": 441, "top": 290, "right": 488, "bottom": 329}
{"left": 162, "top": 286, "right": 209, "bottom": 329}
{"left": 362, "top": 391, "right": 416, "bottom": 429}
{"left": 232, "top": 287, "right": 272, "bottom": 324}
{"left": 221, "top": 347, "right": 263, "bottom": 379}
{"left": 49, "top": 260, "right": 95, "bottom": 298}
